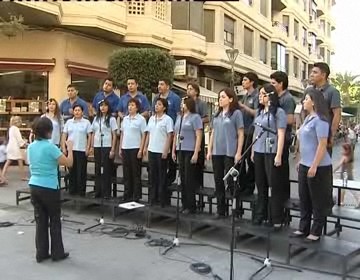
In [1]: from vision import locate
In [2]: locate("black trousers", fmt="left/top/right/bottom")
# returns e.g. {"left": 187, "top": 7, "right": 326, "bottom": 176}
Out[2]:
{"left": 239, "top": 133, "right": 255, "bottom": 194}
{"left": 212, "top": 155, "right": 234, "bottom": 216}
{"left": 68, "top": 151, "right": 87, "bottom": 196}
{"left": 194, "top": 134, "right": 205, "bottom": 188}
{"left": 122, "top": 148, "right": 142, "bottom": 201}
{"left": 298, "top": 164, "right": 333, "bottom": 236}
{"left": 149, "top": 151, "right": 168, "bottom": 206}
{"left": 30, "top": 186, "right": 65, "bottom": 259}
{"left": 254, "top": 152, "right": 286, "bottom": 224}
{"left": 94, "top": 147, "right": 113, "bottom": 198}
{"left": 278, "top": 143, "right": 291, "bottom": 202}
{"left": 167, "top": 140, "right": 177, "bottom": 186}
{"left": 178, "top": 151, "right": 197, "bottom": 212}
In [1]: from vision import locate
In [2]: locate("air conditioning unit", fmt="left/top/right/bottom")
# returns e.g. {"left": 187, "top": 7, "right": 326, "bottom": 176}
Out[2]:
{"left": 186, "top": 65, "right": 198, "bottom": 79}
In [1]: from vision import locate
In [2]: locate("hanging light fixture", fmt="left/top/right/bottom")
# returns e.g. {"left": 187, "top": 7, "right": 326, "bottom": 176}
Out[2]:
{"left": 0, "top": 14, "right": 26, "bottom": 38}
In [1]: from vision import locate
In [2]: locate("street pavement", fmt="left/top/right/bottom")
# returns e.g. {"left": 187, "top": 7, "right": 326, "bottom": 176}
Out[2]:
{"left": 0, "top": 142, "right": 359, "bottom": 280}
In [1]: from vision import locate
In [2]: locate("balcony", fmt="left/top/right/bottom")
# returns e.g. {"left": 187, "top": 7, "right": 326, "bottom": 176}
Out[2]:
{"left": 171, "top": 30, "right": 207, "bottom": 63}
{"left": 6, "top": 2, "right": 128, "bottom": 43}
{"left": 308, "top": 51, "right": 324, "bottom": 64}
{"left": 203, "top": 43, "right": 272, "bottom": 81}
{"left": 271, "top": 21, "right": 288, "bottom": 45}
{"left": 316, "top": 1, "right": 325, "bottom": 17}
{"left": 272, "top": 0, "right": 288, "bottom": 11}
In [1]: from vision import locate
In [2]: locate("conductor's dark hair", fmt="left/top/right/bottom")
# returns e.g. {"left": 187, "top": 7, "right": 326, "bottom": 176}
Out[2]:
{"left": 32, "top": 117, "right": 53, "bottom": 140}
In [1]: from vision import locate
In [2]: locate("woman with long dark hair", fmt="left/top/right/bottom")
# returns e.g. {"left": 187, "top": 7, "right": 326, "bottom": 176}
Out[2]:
{"left": 291, "top": 88, "right": 333, "bottom": 241}
{"left": 144, "top": 98, "right": 173, "bottom": 207}
{"left": 28, "top": 117, "right": 73, "bottom": 262}
{"left": 61, "top": 104, "right": 92, "bottom": 196}
{"left": 91, "top": 99, "right": 118, "bottom": 198}
{"left": 42, "top": 98, "right": 64, "bottom": 146}
{"left": 252, "top": 84, "right": 287, "bottom": 228}
{"left": 172, "top": 97, "right": 202, "bottom": 214}
{"left": 206, "top": 88, "right": 244, "bottom": 218}
{"left": 120, "top": 98, "right": 146, "bottom": 201}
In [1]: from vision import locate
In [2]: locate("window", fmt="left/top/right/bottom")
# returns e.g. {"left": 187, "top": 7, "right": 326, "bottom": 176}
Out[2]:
{"left": 71, "top": 74, "right": 103, "bottom": 102}
{"left": 327, "top": 50, "right": 331, "bottom": 65}
{"left": 282, "top": 15, "right": 290, "bottom": 36}
{"left": 320, "top": 20, "right": 325, "bottom": 34}
{"left": 0, "top": 70, "right": 48, "bottom": 100}
{"left": 154, "top": 1, "right": 166, "bottom": 21}
{"left": 260, "top": 36, "right": 268, "bottom": 64}
{"left": 285, "top": 53, "right": 289, "bottom": 73}
{"left": 204, "top": 10, "right": 215, "bottom": 42}
{"left": 127, "top": 1, "right": 145, "bottom": 15}
{"left": 244, "top": 27, "right": 253, "bottom": 56}
{"left": 293, "top": 56, "right": 299, "bottom": 78}
{"left": 294, "top": 19, "right": 299, "bottom": 40}
{"left": 319, "top": 47, "right": 325, "bottom": 60}
{"left": 224, "top": 15, "right": 235, "bottom": 47}
{"left": 309, "top": 32, "right": 316, "bottom": 53}
{"left": 301, "top": 61, "right": 307, "bottom": 81}
{"left": 260, "top": 0, "right": 267, "bottom": 17}
{"left": 302, "top": 27, "right": 307, "bottom": 46}
{"left": 271, "top": 42, "right": 286, "bottom": 71}
{"left": 303, "top": 0, "right": 307, "bottom": 11}
{"left": 327, "top": 22, "right": 331, "bottom": 37}
{"left": 310, "top": 0, "right": 317, "bottom": 19}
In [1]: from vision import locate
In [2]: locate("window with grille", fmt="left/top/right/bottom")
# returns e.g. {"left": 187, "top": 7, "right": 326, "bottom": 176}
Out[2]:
{"left": 155, "top": 1, "right": 166, "bottom": 21}
{"left": 224, "top": 15, "right": 235, "bottom": 47}
{"left": 127, "top": 1, "right": 145, "bottom": 15}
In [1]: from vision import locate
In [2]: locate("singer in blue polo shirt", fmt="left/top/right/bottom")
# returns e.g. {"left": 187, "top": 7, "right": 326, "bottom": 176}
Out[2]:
{"left": 118, "top": 78, "right": 150, "bottom": 120}
{"left": 152, "top": 79, "right": 181, "bottom": 187}
{"left": 59, "top": 84, "right": 89, "bottom": 121}
{"left": 92, "top": 77, "right": 120, "bottom": 116}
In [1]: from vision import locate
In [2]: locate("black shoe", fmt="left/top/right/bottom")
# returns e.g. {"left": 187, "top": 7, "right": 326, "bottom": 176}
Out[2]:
{"left": 52, "top": 252, "right": 69, "bottom": 262}
{"left": 36, "top": 254, "right": 51, "bottom": 263}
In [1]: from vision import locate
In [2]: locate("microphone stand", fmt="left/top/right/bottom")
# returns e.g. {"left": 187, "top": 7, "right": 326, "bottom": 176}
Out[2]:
{"left": 224, "top": 128, "right": 266, "bottom": 280}
{"left": 81, "top": 114, "right": 120, "bottom": 233}
{"left": 162, "top": 112, "right": 184, "bottom": 256}
{"left": 249, "top": 119, "right": 301, "bottom": 279}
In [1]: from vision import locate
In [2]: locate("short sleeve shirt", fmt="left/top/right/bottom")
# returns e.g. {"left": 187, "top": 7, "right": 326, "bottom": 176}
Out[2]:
{"left": 28, "top": 140, "right": 63, "bottom": 189}
{"left": 253, "top": 108, "right": 287, "bottom": 154}
{"left": 299, "top": 114, "right": 332, "bottom": 167}
{"left": 91, "top": 116, "right": 118, "bottom": 148}
{"left": 146, "top": 114, "right": 173, "bottom": 153}
{"left": 211, "top": 109, "right": 244, "bottom": 157}
{"left": 174, "top": 113, "right": 203, "bottom": 151}
{"left": 152, "top": 91, "right": 181, "bottom": 123}
{"left": 279, "top": 90, "right": 296, "bottom": 143}
{"left": 240, "top": 89, "right": 259, "bottom": 133}
{"left": 315, "top": 83, "right": 341, "bottom": 125}
{"left": 60, "top": 97, "right": 89, "bottom": 120}
{"left": 92, "top": 91, "right": 120, "bottom": 115}
{"left": 120, "top": 114, "right": 147, "bottom": 149}
{"left": 117, "top": 92, "right": 150, "bottom": 115}
{"left": 63, "top": 118, "right": 92, "bottom": 152}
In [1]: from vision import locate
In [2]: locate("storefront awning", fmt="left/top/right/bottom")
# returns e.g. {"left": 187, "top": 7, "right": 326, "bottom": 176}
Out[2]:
{"left": 173, "top": 81, "right": 218, "bottom": 103}
{"left": 0, "top": 58, "right": 55, "bottom": 71}
{"left": 66, "top": 60, "right": 108, "bottom": 79}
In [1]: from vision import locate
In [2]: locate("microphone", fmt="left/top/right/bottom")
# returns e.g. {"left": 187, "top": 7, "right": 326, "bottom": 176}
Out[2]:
{"left": 254, "top": 122, "right": 277, "bottom": 135}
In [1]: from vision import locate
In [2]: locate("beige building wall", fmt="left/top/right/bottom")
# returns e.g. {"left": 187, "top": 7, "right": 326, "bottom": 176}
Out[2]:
{"left": 0, "top": 30, "right": 120, "bottom": 101}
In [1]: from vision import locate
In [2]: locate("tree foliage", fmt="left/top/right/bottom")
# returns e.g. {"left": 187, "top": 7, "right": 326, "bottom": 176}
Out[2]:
{"left": 331, "top": 72, "right": 360, "bottom": 106}
{"left": 108, "top": 48, "right": 175, "bottom": 99}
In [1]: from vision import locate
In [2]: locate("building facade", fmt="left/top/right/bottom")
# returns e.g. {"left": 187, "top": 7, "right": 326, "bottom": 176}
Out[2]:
{"left": 0, "top": 0, "right": 335, "bottom": 104}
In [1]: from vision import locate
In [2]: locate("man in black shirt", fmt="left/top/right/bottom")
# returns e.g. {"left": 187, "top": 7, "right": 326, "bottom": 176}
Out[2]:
{"left": 271, "top": 71, "right": 296, "bottom": 215}
{"left": 238, "top": 72, "right": 259, "bottom": 195}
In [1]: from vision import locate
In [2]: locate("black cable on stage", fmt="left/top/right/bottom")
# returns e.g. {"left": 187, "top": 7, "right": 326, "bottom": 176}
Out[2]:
{"left": 0, "top": 222, "right": 14, "bottom": 227}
